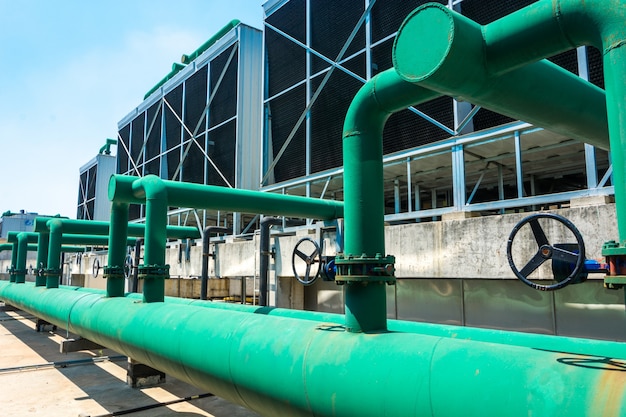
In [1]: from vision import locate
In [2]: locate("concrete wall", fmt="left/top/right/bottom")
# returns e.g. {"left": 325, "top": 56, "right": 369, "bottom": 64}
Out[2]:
{"left": 1, "top": 202, "right": 623, "bottom": 340}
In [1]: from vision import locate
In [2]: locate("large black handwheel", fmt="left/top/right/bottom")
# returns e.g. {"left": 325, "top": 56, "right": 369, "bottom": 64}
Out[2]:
{"left": 292, "top": 237, "right": 322, "bottom": 286}
{"left": 92, "top": 258, "right": 101, "bottom": 278}
{"left": 507, "top": 213, "right": 585, "bottom": 291}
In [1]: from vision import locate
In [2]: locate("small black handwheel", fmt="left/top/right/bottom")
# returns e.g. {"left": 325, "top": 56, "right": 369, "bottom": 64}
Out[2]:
{"left": 292, "top": 237, "right": 322, "bottom": 286}
{"left": 124, "top": 254, "right": 134, "bottom": 279}
{"left": 507, "top": 213, "right": 585, "bottom": 291}
{"left": 92, "top": 258, "right": 101, "bottom": 278}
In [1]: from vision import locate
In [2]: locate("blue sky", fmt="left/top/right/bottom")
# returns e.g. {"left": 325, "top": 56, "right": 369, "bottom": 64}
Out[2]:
{"left": 0, "top": 0, "right": 264, "bottom": 218}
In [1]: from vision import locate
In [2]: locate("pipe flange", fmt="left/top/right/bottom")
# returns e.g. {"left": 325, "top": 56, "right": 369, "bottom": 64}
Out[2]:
{"left": 335, "top": 253, "right": 396, "bottom": 284}
{"left": 104, "top": 266, "right": 126, "bottom": 279}
{"left": 13, "top": 269, "right": 28, "bottom": 276}
{"left": 138, "top": 264, "right": 170, "bottom": 280}
{"left": 44, "top": 268, "right": 62, "bottom": 276}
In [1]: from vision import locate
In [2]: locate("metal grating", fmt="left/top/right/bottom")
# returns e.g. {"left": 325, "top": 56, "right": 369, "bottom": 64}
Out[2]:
{"left": 459, "top": 0, "right": 538, "bottom": 25}
{"left": 145, "top": 101, "right": 162, "bottom": 176}
{"left": 370, "top": 0, "right": 444, "bottom": 43}
{"left": 165, "top": 85, "right": 183, "bottom": 180}
{"left": 209, "top": 45, "right": 238, "bottom": 126}
{"left": 182, "top": 134, "right": 205, "bottom": 184}
{"left": 130, "top": 115, "right": 144, "bottom": 168}
{"left": 310, "top": 65, "right": 364, "bottom": 173}
{"left": 185, "top": 66, "right": 208, "bottom": 138}
{"left": 548, "top": 50, "right": 578, "bottom": 75}
{"left": 265, "top": 0, "right": 306, "bottom": 97}
{"left": 117, "top": 124, "right": 130, "bottom": 175}
{"left": 586, "top": 46, "right": 605, "bottom": 89}
{"left": 267, "top": 84, "right": 306, "bottom": 182}
{"left": 207, "top": 120, "right": 236, "bottom": 187}
{"left": 310, "top": 0, "right": 365, "bottom": 75}
{"left": 383, "top": 97, "right": 454, "bottom": 154}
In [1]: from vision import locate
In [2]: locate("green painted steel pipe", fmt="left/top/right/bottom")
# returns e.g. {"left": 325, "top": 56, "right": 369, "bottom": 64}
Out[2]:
{"left": 99, "top": 138, "right": 117, "bottom": 155}
{"left": 393, "top": 1, "right": 626, "bottom": 241}
{"left": 108, "top": 202, "right": 130, "bottom": 297}
{"left": 144, "top": 62, "right": 187, "bottom": 100}
{"left": 181, "top": 19, "right": 240, "bottom": 64}
{"left": 0, "top": 282, "right": 624, "bottom": 417}
{"left": 108, "top": 174, "right": 343, "bottom": 303}
{"left": 392, "top": 3, "right": 608, "bottom": 150}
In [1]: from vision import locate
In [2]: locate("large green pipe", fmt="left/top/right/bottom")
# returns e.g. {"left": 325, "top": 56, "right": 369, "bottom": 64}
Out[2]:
{"left": 0, "top": 281, "right": 624, "bottom": 417}
{"left": 108, "top": 174, "right": 344, "bottom": 302}
{"left": 393, "top": 1, "right": 625, "bottom": 239}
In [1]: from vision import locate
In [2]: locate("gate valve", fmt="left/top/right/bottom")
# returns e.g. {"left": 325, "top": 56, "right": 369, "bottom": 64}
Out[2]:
{"left": 507, "top": 213, "right": 586, "bottom": 291}
{"left": 92, "top": 258, "right": 102, "bottom": 278}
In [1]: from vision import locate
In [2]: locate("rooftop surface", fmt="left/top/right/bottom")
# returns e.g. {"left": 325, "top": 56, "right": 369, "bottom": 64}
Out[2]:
{"left": 0, "top": 302, "right": 259, "bottom": 417}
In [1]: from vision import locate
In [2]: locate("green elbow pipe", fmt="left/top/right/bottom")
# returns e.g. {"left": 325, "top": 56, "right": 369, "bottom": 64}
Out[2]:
{"left": 99, "top": 138, "right": 117, "bottom": 155}
{"left": 0, "top": 282, "right": 624, "bottom": 417}
{"left": 392, "top": 3, "right": 608, "bottom": 150}
{"left": 108, "top": 174, "right": 344, "bottom": 303}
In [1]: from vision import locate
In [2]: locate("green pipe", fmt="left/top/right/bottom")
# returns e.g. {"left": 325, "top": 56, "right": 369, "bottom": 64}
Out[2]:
{"left": 393, "top": 1, "right": 626, "bottom": 240}
{"left": 144, "top": 62, "right": 187, "bottom": 100}
{"left": 181, "top": 19, "right": 240, "bottom": 64}
{"left": 36, "top": 232, "right": 49, "bottom": 286}
{"left": 99, "top": 138, "right": 117, "bottom": 155}
{"left": 108, "top": 174, "right": 343, "bottom": 303}
{"left": 0, "top": 282, "right": 624, "bottom": 417}
{"left": 482, "top": 0, "right": 626, "bottom": 243}
{"left": 108, "top": 202, "right": 130, "bottom": 298}
{"left": 392, "top": 3, "right": 608, "bottom": 150}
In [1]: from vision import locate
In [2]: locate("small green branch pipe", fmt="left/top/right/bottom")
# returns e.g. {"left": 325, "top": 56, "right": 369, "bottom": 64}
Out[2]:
{"left": 108, "top": 202, "right": 130, "bottom": 297}
{"left": 36, "top": 232, "right": 49, "bottom": 286}
{"left": 108, "top": 174, "right": 343, "bottom": 303}
{"left": 99, "top": 138, "right": 117, "bottom": 155}
{"left": 0, "top": 282, "right": 624, "bottom": 417}
{"left": 392, "top": 3, "right": 608, "bottom": 150}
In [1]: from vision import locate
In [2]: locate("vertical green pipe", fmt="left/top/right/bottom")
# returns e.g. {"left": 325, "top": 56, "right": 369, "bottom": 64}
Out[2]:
{"left": 15, "top": 234, "right": 28, "bottom": 283}
{"left": 46, "top": 220, "right": 63, "bottom": 288}
{"left": 107, "top": 202, "right": 130, "bottom": 298}
{"left": 137, "top": 177, "right": 169, "bottom": 303}
{"left": 342, "top": 70, "right": 439, "bottom": 332}
{"left": 604, "top": 45, "right": 626, "bottom": 241}
{"left": 9, "top": 241, "right": 17, "bottom": 283}
{"left": 35, "top": 232, "right": 49, "bottom": 287}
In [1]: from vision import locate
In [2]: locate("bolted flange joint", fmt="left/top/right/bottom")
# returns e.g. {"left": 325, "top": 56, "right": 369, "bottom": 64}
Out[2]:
{"left": 334, "top": 253, "right": 396, "bottom": 285}
{"left": 138, "top": 264, "right": 170, "bottom": 280}
{"left": 601, "top": 240, "right": 626, "bottom": 290}
{"left": 43, "top": 268, "right": 62, "bottom": 276}
{"left": 104, "top": 266, "right": 126, "bottom": 280}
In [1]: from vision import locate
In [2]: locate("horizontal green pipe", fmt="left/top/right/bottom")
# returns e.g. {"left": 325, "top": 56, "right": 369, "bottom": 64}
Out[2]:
{"left": 109, "top": 175, "right": 344, "bottom": 220}
{"left": 62, "top": 283, "right": 626, "bottom": 360}
{"left": 34, "top": 218, "right": 200, "bottom": 240}
{"left": 1, "top": 281, "right": 624, "bottom": 417}
{"left": 144, "top": 62, "right": 187, "bottom": 100}
{"left": 181, "top": 19, "right": 240, "bottom": 64}
{"left": 392, "top": 3, "right": 609, "bottom": 150}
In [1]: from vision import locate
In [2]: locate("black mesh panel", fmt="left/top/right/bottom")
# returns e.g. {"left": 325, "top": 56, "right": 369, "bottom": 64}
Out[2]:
{"left": 117, "top": 124, "right": 130, "bottom": 174}
{"left": 207, "top": 121, "right": 236, "bottom": 187}
{"left": 371, "top": 38, "right": 393, "bottom": 75}
{"left": 267, "top": 84, "right": 306, "bottom": 182}
{"left": 209, "top": 46, "right": 238, "bottom": 126}
{"left": 587, "top": 46, "right": 605, "bottom": 89}
{"left": 185, "top": 66, "right": 208, "bottom": 138}
{"left": 265, "top": 0, "right": 306, "bottom": 97}
{"left": 130, "top": 114, "right": 145, "bottom": 168}
{"left": 370, "top": 0, "right": 444, "bottom": 43}
{"left": 460, "top": 0, "right": 538, "bottom": 25}
{"left": 145, "top": 101, "right": 162, "bottom": 176}
{"left": 472, "top": 109, "right": 516, "bottom": 132}
{"left": 182, "top": 135, "right": 206, "bottom": 184}
{"left": 129, "top": 204, "right": 141, "bottom": 221}
{"left": 310, "top": 0, "right": 365, "bottom": 75}
{"left": 87, "top": 166, "right": 97, "bottom": 200}
{"left": 548, "top": 49, "right": 578, "bottom": 75}
{"left": 165, "top": 85, "right": 183, "bottom": 180}
{"left": 310, "top": 66, "right": 364, "bottom": 173}
{"left": 383, "top": 97, "right": 454, "bottom": 154}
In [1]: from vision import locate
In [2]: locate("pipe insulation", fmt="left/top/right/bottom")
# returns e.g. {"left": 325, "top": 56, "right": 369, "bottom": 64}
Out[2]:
{"left": 0, "top": 281, "right": 624, "bottom": 417}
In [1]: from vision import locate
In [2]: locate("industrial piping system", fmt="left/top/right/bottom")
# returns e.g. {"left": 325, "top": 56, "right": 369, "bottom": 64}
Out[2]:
{"left": 0, "top": 2, "right": 625, "bottom": 416}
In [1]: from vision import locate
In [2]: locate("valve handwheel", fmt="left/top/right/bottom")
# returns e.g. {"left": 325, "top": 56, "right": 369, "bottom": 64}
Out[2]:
{"left": 92, "top": 258, "right": 101, "bottom": 278}
{"left": 507, "top": 213, "right": 585, "bottom": 291}
{"left": 124, "top": 254, "right": 134, "bottom": 280}
{"left": 292, "top": 237, "right": 322, "bottom": 286}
